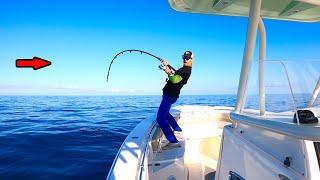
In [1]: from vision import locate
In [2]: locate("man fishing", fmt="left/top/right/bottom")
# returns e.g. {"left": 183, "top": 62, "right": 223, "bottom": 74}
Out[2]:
{"left": 157, "top": 51, "right": 193, "bottom": 145}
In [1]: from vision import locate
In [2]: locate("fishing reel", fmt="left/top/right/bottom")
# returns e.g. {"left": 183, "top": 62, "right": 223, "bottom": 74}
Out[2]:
{"left": 159, "top": 64, "right": 173, "bottom": 82}
{"left": 158, "top": 64, "right": 175, "bottom": 73}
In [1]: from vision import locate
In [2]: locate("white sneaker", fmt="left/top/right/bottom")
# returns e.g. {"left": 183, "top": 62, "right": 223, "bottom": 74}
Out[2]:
{"left": 163, "top": 141, "right": 182, "bottom": 149}
{"left": 174, "top": 131, "right": 185, "bottom": 141}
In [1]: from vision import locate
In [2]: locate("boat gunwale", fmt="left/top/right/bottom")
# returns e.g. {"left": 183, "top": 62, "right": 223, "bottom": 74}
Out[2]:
{"left": 106, "top": 115, "right": 157, "bottom": 180}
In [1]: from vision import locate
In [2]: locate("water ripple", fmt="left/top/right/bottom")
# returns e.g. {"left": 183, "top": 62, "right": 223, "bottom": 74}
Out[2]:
{"left": 0, "top": 95, "right": 275, "bottom": 179}
{"left": 0, "top": 96, "right": 161, "bottom": 179}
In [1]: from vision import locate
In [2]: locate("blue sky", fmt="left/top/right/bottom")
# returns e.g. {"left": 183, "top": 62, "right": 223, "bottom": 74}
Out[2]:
{"left": 0, "top": 0, "right": 320, "bottom": 95}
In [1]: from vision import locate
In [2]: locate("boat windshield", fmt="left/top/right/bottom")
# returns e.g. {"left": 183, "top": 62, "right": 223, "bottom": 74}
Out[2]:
{"left": 244, "top": 60, "right": 320, "bottom": 113}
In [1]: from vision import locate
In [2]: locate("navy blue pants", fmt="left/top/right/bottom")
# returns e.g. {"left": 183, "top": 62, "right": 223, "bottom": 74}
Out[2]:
{"left": 156, "top": 94, "right": 182, "bottom": 143}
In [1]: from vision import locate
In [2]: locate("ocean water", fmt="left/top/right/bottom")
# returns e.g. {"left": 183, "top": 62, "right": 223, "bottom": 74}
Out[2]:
{"left": 0, "top": 95, "right": 238, "bottom": 179}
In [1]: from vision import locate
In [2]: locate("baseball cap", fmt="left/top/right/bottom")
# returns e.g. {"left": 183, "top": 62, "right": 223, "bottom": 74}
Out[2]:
{"left": 182, "top": 51, "right": 193, "bottom": 60}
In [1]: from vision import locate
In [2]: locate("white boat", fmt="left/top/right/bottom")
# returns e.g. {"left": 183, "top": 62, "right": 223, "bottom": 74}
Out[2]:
{"left": 107, "top": 0, "right": 320, "bottom": 179}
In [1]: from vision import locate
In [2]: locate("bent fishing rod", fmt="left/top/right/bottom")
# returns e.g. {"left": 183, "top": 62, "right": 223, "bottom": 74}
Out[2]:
{"left": 106, "top": 49, "right": 176, "bottom": 82}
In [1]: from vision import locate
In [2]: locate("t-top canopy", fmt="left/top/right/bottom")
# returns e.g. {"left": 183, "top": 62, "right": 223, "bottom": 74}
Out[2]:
{"left": 168, "top": 0, "right": 320, "bottom": 22}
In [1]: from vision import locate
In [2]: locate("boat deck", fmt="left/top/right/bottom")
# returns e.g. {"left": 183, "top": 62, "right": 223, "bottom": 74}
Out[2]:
{"left": 148, "top": 106, "right": 232, "bottom": 180}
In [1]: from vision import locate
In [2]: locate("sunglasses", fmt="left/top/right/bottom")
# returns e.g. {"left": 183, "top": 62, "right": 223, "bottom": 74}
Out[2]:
{"left": 182, "top": 55, "right": 192, "bottom": 60}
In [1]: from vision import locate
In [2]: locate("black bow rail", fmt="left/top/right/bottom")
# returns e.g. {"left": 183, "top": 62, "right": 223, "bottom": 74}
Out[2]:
{"left": 106, "top": 49, "right": 176, "bottom": 82}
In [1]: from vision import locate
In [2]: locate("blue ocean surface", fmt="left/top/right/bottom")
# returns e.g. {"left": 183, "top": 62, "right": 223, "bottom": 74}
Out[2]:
{"left": 0, "top": 95, "right": 302, "bottom": 179}
{"left": 0, "top": 95, "right": 238, "bottom": 179}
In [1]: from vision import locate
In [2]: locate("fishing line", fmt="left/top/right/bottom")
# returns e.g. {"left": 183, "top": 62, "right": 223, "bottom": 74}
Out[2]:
{"left": 106, "top": 49, "right": 176, "bottom": 82}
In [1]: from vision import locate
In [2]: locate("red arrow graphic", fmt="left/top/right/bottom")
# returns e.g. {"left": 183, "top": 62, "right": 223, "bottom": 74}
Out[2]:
{"left": 16, "top": 57, "right": 51, "bottom": 70}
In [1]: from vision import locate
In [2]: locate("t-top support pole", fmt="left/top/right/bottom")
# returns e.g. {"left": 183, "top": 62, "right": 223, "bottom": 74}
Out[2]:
{"left": 235, "top": 0, "right": 262, "bottom": 113}
{"left": 258, "top": 17, "right": 266, "bottom": 116}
